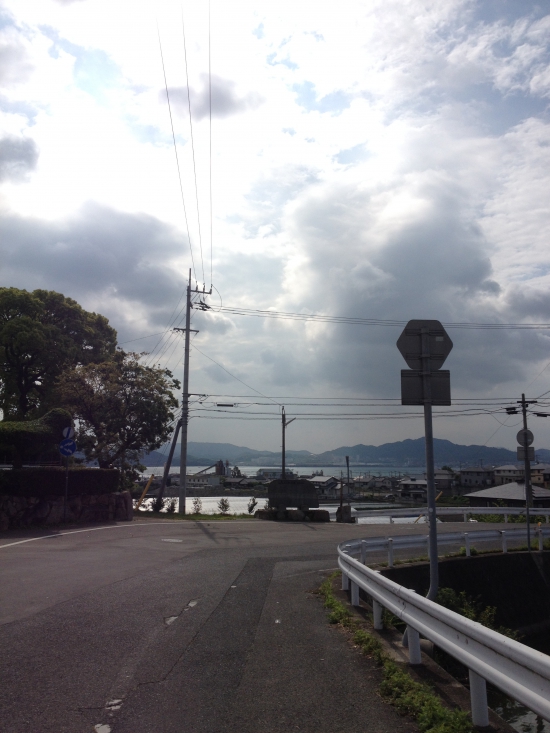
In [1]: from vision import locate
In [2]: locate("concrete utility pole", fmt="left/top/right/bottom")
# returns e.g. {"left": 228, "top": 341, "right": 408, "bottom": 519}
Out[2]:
{"left": 178, "top": 270, "right": 193, "bottom": 514}
{"left": 169, "top": 271, "right": 212, "bottom": 514}
{"left": 281, "top": 407, "right": 296, "bottom": 480}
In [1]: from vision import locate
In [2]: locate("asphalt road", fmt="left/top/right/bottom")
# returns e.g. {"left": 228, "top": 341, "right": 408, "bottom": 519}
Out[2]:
{"left": 0, "top": 518, "right": 488, "bottom": 733}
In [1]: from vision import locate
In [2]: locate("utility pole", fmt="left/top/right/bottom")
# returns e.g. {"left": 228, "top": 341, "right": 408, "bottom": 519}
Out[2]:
{"left": 172, "top": 270, "right": 210, "bottom": 515}
{"left": 281, "top": 407, "right": 295, "bottom": 480}
{"left": 178, "top": 270, "right": 193, "bottom": 514}
{"left": 518, "top": 393, "right": 536, "bottom": 552}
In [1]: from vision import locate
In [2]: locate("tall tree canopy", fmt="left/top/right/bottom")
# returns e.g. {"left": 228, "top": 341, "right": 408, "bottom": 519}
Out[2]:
{"left": 58, "top": 351, "right": 180, "bottom": 474}
{"left": 0, "top": 288, "right": 117, "bottom": 418}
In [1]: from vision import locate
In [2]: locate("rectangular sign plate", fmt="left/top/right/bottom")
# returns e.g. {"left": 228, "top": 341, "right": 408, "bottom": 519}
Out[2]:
{"left": 517, "top": 447, "right": 535, "bottom": 461}
{"left": 401, "top": 370, "right": 451, "bottom": 406}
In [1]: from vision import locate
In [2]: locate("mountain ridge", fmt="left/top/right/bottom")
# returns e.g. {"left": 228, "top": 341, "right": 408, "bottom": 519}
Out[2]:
{"left": 141, "top": 438, "right": 550, "bottom": 468}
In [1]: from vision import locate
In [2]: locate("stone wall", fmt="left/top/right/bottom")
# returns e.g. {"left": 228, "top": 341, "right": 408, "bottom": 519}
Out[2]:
{"left": 0, "top": 490, "right": 133, "bottom": 530}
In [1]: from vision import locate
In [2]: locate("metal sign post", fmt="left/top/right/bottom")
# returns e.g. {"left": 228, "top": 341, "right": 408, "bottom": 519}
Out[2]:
{"left": 59, "top": 435, "right": 77, "bottom": 523}
{"left": 281, "top": 407, "right": 296, "bottom": 480}
{"left": 517, "top": 397, "right": 537, "bottom": 552}
{"left": 397, "top": 320, "right": 453, "bottom": 601}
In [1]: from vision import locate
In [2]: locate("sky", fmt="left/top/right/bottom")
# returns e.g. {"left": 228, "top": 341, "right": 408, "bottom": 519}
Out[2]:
{"left": 2, "top": 0, "right": 550, "bottom": 454}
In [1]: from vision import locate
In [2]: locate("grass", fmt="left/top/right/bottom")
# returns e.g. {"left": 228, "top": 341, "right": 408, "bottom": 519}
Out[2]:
{"left": 317, "top": 574, "right": 474, "bottom": 733}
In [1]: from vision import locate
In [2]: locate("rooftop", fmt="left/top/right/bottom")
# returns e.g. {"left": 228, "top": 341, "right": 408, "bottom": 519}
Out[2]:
{"left": 465, "top": 482, "right": 550, "bottom": 501}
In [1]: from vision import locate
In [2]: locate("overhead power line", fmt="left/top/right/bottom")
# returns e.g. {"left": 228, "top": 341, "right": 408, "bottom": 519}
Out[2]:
{"left": 216, "top": 306, "right": 550, "bottom": 330}
{"left": 157, "top": 23, "right": 196, "bottom": 281}
{"left": 181, "top": 8, "right": 205, "bottom": 285}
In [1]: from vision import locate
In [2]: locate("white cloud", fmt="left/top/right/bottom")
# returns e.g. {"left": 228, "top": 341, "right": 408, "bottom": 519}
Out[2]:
{"left": 2, "top": 0, "right": 550, "bottom": 452}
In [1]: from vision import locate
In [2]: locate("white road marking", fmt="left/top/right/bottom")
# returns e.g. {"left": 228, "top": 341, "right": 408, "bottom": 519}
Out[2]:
{"left": 165, "top": 616, "right": 178, "bottom": 625}
{"left": 161, "top": 538, "right": 183, "bottom": 543}
{"left": 94, "top": 725, "right": 111, "bottom": 733}
{"left": 0, "top": 521, "right": 256, "bottom": 550}
{"left": 187, "top": 599, "right": 199, "bottom": 608}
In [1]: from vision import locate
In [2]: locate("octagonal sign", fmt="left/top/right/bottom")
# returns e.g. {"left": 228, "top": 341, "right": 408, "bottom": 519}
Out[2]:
{"left": 397, "top": 320, "right": 453, "bottom": 371}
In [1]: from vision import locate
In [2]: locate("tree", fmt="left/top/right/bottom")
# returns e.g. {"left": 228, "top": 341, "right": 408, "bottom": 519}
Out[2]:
{"left": 0, "top": 288, "right": 117, "bottom": 419}
{"left": 218, "top": 497, "right": 230, "bottom": 514}
{"left": 58, "top": 351, "right": 180, "bottom": 482}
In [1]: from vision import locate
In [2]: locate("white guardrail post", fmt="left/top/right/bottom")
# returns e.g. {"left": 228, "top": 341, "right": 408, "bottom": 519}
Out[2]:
{"left": 342, "top": 550, "right": 350, "bottom": 590}
{"left": 372, "top": 599, "right": 383, "bottom": 630}
{"left": 500, "top": 530, "right": 507, "bottom": 553}
{"left": 387, "top": 538, "right": 394, "bottom": 568}
{"left": 463, "top": 532, "right": 470, "bottom": 557}
{"left": 407, "top": 591, "right": 422, "bottom": 665}
{"left": 351, "top": 579, "right": 360, "bottom": 607}
{"left": 469, "top": 670, "right": 489, "bottom": 727}
{"left": 407, "top": 625, "right": 422, "bottom": 665}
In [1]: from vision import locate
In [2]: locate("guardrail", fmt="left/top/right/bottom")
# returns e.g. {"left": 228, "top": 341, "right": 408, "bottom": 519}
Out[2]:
{"left": 354, "top": 506, "right": 550, "bottom": 523}
{"left": 338, "top": 533, "right": 550, "bottom": 727}
{"left": 342, "top": 526, "right": 550, "bottom": 566}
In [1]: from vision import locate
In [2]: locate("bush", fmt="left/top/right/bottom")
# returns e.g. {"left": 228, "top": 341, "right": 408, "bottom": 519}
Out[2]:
{"left": 192, "top": 497, "right": 203, "bottom": 514}
{"left": 247, "top": 496, "right": 258, "bottom": 514}
{"left": 0, "top": 467, "right": 119, "bottom": 496}
{"left": 151, "top": 496, "right": 165, "bottom": 513}
{"left": 218, "top": 497, "right": 230, "bottom": 514}
{"left": 166, "top": 499, "right": 177, "bottom": 514}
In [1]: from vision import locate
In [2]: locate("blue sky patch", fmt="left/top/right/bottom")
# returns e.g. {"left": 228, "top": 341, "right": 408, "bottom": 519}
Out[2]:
{"left": 292, "top": 81, "right": 351, "bottom": 114}
{"left": 40, "top": 25, "right": 121, "bottom": 101}
{"left": 334, "top": 143, "right": 368, "bottom": 165}
{"left": 253, "top": 23, "right": 264, "bottom": 39}
{"left": 267, "top": 52, "right": 298, "bottom": 70}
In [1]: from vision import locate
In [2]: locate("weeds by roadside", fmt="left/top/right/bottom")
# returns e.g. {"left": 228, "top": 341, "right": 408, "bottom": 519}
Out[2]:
{"left": 317, "top": 574, "right": 474, "bottom": 733}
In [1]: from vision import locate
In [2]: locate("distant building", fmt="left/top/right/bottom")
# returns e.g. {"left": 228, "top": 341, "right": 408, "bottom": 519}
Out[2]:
{"left": 398, "top": 478, "right": 427, "bottom": 501}
{"left": 431, "top": 469, "right": 456, "bottom": 493}
{"left": 223, "top": 477, "right": 244, "bottom": 488}
{"left": 459, "top": 467, "right": 495, "bottom": 488}
{"left": 256, "top": 469, "right": 297, "bottom": 480}
{"left": 307, "top": 475, "right": 339, "bottom": 497}
{"left": 186, "top": 474, "right": 223, "bottom": 488}
{"left": 465, "top": 482, "right": 550, "bottom": 508}
{"left": 530, "top": 463, "right": 550, "bottom": 490}
{"left": 367, "top": 477, "right": 394, "bottom": 492}
{"left": 493, "top": 465, "right": 524, "bottom": 485}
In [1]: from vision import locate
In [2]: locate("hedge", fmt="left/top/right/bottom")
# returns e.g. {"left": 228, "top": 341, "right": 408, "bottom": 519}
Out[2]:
{"left": 0, "top": 467, "right": 120, "bottom": 497}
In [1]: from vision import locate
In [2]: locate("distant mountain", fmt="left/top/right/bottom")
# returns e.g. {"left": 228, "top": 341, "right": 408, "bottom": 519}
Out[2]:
{"left": 313, "top": 438, "right": 533, "bottom": 467}
{"left": 140, "top": 438, "right": 550, "bottom": 468}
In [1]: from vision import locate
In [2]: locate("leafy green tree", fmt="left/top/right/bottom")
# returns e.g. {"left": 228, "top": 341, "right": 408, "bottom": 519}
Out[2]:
{"left": 0, "top": 288, "right": 117, "bottom": 419}
{"left": 58, "top": 351, "right": 180, "bottom": 483}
